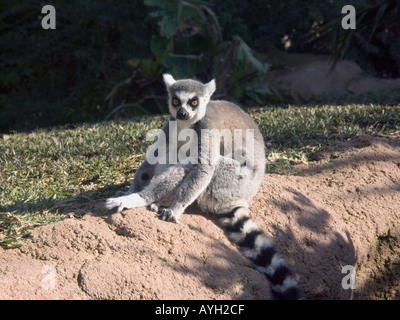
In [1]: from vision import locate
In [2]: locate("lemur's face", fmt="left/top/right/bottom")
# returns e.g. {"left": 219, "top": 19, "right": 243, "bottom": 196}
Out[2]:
{"left": 163, "top": 74, "right": 216, "bottom": 122}
{"left": 169, "top": 91, "right": 200, "bottom": 121}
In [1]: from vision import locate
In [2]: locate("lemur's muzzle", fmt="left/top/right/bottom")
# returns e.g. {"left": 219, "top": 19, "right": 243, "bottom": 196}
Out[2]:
{"left": 177, "top": 108, "right": 190, "bottom": 120}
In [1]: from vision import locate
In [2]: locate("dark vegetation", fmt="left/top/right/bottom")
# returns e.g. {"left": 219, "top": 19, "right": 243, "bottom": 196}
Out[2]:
{"left": 1, "top": 0, "right": 399, "bottom": 133}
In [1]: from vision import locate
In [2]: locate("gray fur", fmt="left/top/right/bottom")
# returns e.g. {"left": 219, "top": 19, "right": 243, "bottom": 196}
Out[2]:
{"left": 106, "top": 74, "right": 264, "bottom": 221}
{"left": 105, "top": 74, "right": 300, "bottom": 299}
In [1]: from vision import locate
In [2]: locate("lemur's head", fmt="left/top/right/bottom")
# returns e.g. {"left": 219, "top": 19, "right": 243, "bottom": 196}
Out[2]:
{"left": 163, "top": 74, "right": 216, "bottom": 122}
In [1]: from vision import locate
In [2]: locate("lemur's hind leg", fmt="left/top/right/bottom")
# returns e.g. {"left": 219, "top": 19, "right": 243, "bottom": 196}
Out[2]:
{"left": 105, "top": 164, "right": 188, "bottom": 214}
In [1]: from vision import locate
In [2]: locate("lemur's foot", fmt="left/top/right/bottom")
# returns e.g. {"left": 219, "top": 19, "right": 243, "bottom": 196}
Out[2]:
{"left": 148, "top": 202, "right": 162, "bottom": 213}
{"left": 105, "top": 193, "right": 146, "bottom": 212}
{"left": 105, "top": 197, "right": 125, "bottom": 212}
{"left": 159, "top": 208, "right": 180, "bottom": 224}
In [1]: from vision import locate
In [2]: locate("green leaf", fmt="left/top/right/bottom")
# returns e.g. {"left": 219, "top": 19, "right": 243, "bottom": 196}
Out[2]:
{"left": 127, "top": 59, "right": 159, "bottom": 75}
{"left": 150, "top": 37, "right": 168, "bottom": 55}
{"left": 126, "top": 59, "right": 141, "bottom": 68}
{"left": 236, "top": 38, "right": 270, "bottom": 74}
{"left": 245, "top": 85, "right": 280, "bottom": 104}
{"left": 144, "top": 0, "right": 182, "bottom": 38}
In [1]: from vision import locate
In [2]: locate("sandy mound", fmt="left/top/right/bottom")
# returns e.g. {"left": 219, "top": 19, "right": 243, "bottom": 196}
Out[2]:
{"left": 1, "top": 134, "right": 399, "bottom": 300}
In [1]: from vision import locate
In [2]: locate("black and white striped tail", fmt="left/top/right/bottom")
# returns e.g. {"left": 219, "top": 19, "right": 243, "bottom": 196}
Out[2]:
{"left": 218, "top": 207, "right": 301, "bottom": 300}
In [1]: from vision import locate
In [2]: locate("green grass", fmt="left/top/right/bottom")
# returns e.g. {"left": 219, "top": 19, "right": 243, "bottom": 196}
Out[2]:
{"left": 253, "top": 104, "right": 400, "bottom": 173}
{"left": 1, "top": 104, "right": 400, "bottom": 248}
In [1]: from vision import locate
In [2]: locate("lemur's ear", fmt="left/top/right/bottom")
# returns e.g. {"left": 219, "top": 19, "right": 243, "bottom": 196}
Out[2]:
{"left": 203, "top": 79, "right": 216, "bottom": 98}
{"left": 163, "top": 74, "right": 176, "bottom": 89}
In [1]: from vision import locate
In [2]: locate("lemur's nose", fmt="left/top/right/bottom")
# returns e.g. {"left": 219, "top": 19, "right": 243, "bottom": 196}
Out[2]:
{"left": 177, "top": 108, "right": 189, "bottom": 120}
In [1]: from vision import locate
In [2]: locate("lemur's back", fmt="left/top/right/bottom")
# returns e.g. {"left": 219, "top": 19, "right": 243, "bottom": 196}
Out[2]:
{"left": 202, "top": 100, "right": 262, "bottom": 136}
{"left": 191, "top": 100, "right": 266, "bottom": 212}
{"left": 200, "top": 100, "right": 266, "bottom": 178}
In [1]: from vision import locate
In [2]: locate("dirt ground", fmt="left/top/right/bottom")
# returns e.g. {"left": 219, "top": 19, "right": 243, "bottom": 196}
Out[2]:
{"left": 259, "top": 47, "right": 400, "bottom": 103}
{"left": 1, "top": 134, "right": 399, "bottom": 300}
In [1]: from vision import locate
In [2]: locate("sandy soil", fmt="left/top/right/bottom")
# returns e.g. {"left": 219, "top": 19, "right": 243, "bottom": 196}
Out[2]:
{"left": 1, "top": 134, "right": 399, "bottom": 300}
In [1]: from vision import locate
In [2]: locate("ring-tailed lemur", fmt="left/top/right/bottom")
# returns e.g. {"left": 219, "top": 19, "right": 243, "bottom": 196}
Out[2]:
{"left": 105, "top": 74, "right": 300, "bottom": 300}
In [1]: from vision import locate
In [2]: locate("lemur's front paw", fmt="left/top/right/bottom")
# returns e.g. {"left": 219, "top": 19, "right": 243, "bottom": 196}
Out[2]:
{"left": 159, "top": 208, "right": 180, "bottom": 224}
{"left": 149, "top": 202, "right": 162, "bottom": 213}
{"left": 105, "top": 197, "right": 125, "bottom": 212}
{"left": 105, "top": 193, "right": 146, "bottom": 213}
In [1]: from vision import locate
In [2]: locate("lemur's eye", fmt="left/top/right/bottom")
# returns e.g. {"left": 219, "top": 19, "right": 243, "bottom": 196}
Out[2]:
{"left": 190, "top": 98, "right": 198, "bottom": 107}
{"left": 172, "top": 98, "right": 180, "bottom": 106}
